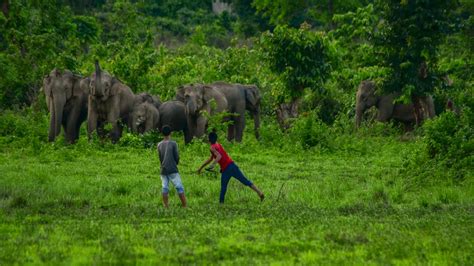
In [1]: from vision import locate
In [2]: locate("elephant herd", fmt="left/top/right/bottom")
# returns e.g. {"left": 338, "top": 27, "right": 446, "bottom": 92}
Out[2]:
{"left": 43, "top": 61, "right": 437, "bottom": 144}
{"left": 43, "top": 61, "right": 261, "bottom": 144}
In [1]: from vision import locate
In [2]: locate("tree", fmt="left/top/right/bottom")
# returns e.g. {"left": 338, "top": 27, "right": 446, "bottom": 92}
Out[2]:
{"left": 253, "top": 0, "right": 370, "bottom": 28}
{"left": 374, "top": 0, "right": 459, "bottom": 125}
{"left": 262, "top": 23, "right": 334, "bottom": 128}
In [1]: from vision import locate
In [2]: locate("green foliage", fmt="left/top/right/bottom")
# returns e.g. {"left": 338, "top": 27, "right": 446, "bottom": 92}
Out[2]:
{"left": 0, "top": 108, "right": 48, "bottom": 146}
{"left": 290, "top": 111, "right": 331, "bottom": 150}
{"left": 374, "top": 0, "right": 460, "bottom": 98}
{"left": 252, "top": 0, "right": 371, "bottom": 28}
{"left": 0, "top": 1, "right": 98, "bottom": 108}
{"left": 262, "top": 24, "right": 335, "bottom": 102}
{"left": 423, "top": 109, "right": 473, "bottom": 168}
{"left": 253, "top": 0, "right": 313, "bottom": 27}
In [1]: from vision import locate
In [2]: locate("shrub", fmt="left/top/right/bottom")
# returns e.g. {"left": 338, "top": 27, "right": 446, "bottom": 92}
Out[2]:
{"left": 290, "top": 111, "right": 331, "bottom": 150}
{"left": 423, "top": 108, "right": 473, "bottom": 165}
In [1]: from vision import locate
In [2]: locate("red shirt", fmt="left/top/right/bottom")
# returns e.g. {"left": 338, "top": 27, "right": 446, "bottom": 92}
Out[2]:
{"left": 211, "top": 143, "right": 233, "bottom": 172}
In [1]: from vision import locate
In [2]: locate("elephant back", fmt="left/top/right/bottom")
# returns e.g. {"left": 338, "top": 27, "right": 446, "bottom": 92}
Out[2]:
{"left": 159, "top": 101, "right": 187, "bottom": 132}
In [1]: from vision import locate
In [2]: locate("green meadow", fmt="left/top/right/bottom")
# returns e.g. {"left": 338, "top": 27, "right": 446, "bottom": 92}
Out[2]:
{"left": 1, "top": 130, "right": 472, "bottom": 264}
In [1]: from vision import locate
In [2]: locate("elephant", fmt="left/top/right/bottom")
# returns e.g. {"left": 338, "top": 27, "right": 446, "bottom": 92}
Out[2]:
{"left": 355, "top": 80, "right": 435, "bottom": 129}
{"left": 131, "top": 102, "right": 160, "bottom": 134}
{"left": 158, "top": 100, "right": 192, "bottom": 144}
{"left": 176, "top": 83, "right": 228, "bottom": 139}
{"left": 208, "top": 81, "right": 262, "bottom": 141}
{"left": 134, "top": 92, "right": 161, "bottom": 110}
{"left": 88, "top": 61, "right": 136, "bottom": 143}
{"left": 43, "top": 68, "right": 89, "bottom": 143}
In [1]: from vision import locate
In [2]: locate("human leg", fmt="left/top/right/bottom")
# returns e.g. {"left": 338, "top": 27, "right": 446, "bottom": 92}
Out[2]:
{"left": 232, "top": 164, "right": 265, "bottom": 201}
{"left": 160, "top": 175, "right": 170, "bottom": 208}
{"left": 169, "top": 173, "right": 187, "bottom": 208}
{"left": 220, "top": 170, "right": 232, "bottom": 203}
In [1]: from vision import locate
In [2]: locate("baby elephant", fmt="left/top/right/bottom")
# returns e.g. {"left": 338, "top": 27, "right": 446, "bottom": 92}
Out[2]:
{"left": 131, "top": 102, "right": 160, "bottom": 134}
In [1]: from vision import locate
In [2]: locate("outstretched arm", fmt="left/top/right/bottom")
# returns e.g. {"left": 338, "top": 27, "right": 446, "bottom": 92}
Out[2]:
{"left": 197, "top": 155, "right": 214, "bottom": 174}
{"left": 198, "top": 147, "right": 222, "bottom": 174}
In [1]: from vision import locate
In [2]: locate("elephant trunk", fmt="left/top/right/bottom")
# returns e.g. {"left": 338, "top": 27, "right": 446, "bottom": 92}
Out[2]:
{"left": 131, "top": 112, "right": 138, "bottom": 133}
{"left": 48, "top": 96, "right": 56, "bottom": 142}
{"left": 51, "top": 93, "right": 66, "bottom": 141}
{"left": 94, "top": 60, "right": 103, "bottom": 97}
{"left": 186, "top": 101, "right": 197, "bottom": 116}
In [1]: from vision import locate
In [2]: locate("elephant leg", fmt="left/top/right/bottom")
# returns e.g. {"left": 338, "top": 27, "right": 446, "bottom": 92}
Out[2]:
{"left": 184, "top": 127, "right": 192, "bottom": 144}
{"left": 87, "top": 100, "right": 98, "bottom": 140}
{"left": 97, "top": 121, "right": 106, "bottom": 139}
{"left": 48, "top": 96, "right": 56, "bottom": 142}
{"left": 144, "top": 117, "right": 154, "bottom": 133}
{"left": 187, "top": 116, "right": 197, "bottom": 138}
{"left": 234, "top": 113, "right": 245, "bottom": 142}
{"left": 253, "top": 109, "right": 260, "bottom": 140}
{"left": 66, "top": 102, "right": 81, "bottom": 143}
{"left": 227, "top": 121, "right": 235, "bottom": 142}
{"left": 107, "top": 111, "right": 121, "bottom": 143}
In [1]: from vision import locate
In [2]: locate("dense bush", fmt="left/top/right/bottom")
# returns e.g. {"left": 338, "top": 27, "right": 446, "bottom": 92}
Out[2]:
{"left": 423, "top": 109, "right": 473, "bottom": 166}
{"left": 290, "top": 111, "right": 332, "bottom": 150}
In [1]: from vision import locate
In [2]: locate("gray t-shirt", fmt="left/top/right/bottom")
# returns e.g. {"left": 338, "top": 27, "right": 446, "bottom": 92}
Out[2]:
{"left": 157, "top": 140, "right": 179, "bottom": 175}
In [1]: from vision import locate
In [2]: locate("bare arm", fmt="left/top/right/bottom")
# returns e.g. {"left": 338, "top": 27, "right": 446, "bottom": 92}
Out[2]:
{"left": 173, "top": 142, "right": 179, "bottom": 165}
{"left": 197, "top": 155, "right": 214, "bottom": 174}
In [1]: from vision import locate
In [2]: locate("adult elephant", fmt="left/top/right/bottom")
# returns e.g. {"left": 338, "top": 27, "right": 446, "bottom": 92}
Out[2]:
{"left": 209, "top": 81, "right": 262, "bottom": 141}
{"left": 88, "top": 61, "right": 136, "bottom": 143}
{"left": 176, "top": 83, "right": 228, "bottom": 139}
{"left": 355, "top": 80, "right": 435, "bottom": 129}
{"left": 43, "top": 68, "right": 89, "bottom": 143}
{"left": 131, "top": 102, "right": 160, "bottom": 134}
{"left": 158, "top": 100, "right": 192, "bottom": 144}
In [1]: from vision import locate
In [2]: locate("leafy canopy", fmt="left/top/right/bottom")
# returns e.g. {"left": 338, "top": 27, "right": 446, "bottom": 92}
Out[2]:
{"left": 374, "top": 0, "right": 459, "bottom": 99}
{"left": 262, "top": 23, "right": 334, "bottom": 101}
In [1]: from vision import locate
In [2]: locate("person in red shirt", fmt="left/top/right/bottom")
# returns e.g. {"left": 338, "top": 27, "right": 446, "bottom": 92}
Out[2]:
{"left": 198, "top": 132, "right": 265, "bottom": 203}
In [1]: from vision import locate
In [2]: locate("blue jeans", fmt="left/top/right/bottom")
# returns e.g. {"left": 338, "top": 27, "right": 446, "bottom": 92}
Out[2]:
{"left": 220, "top": 162, "right": 252, "bottom": 203}
{"left": 161, "top": 173, "right": 185, "bottom": 194}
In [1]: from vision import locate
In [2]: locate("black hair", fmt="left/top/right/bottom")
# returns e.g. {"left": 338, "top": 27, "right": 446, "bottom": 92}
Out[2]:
{"left": 162, "top": 125, "right": 172, "bottom": 136}
{"left": 208, "top": 132, "right": 217, "bottom": 144}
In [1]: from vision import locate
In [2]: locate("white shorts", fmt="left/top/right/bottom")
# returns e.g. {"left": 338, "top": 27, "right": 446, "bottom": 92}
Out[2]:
{"left": 160, "top": 173, "right": 184, "bottom": 194}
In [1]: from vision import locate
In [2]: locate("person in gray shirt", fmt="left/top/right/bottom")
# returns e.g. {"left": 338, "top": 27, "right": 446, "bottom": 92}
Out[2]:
{"left": 157, "top": 125, "right": 187, "bottom": 208}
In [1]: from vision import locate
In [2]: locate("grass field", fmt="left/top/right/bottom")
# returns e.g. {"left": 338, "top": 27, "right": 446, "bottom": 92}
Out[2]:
{"left": 0, "top": 132, "right": 473, "bottom": 264}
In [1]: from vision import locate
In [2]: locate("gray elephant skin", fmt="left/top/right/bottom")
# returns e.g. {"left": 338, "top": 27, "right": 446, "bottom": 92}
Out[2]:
{"left": 43, "top": 68, "right": 89, "bottom": 143}
{"left": 134, "top": 92, "right": 161, "bottom": 110}
{"left": 355, "top": 80, "right": 435, "bottom": 129}
{"left": 131, "top": 101, "right": 160, "bottom": 134}
{"left": 177, "top": 84, "right": 228, "bottom": 139}
{"left": 208, "top": 81, "right": 261, "bottom": 141}
{"left": 88, "top": 61, "right": 136, "bottom": 142}
{"left": 158, "top": 100, "right": 192, "bottom": 144}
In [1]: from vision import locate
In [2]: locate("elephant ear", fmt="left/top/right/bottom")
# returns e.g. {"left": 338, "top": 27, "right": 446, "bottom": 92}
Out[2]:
{"left": 152, "top": 95, "right": 161, "bottom": 109}
{"left": 245, "top": 85, "right": 261, "bottom": 107}
{"left": 201, "top": 85, "right": 216, "bottom": 103}
{"left": 176, "top": 86, "right": 185, "bottom": 102}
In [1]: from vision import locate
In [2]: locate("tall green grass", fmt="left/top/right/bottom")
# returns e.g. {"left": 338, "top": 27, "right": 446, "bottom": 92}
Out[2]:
{"left": 0, "top": 115, "right": 472, "bottom": 264}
